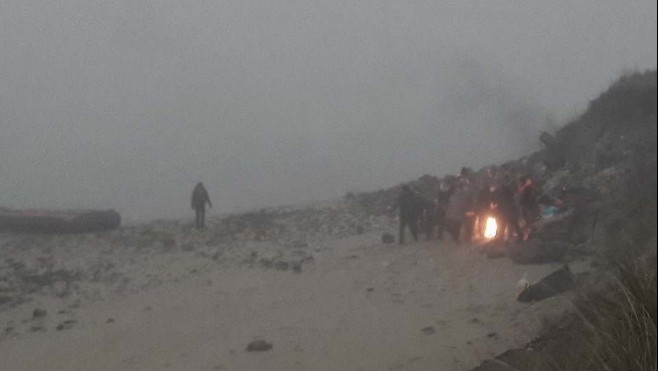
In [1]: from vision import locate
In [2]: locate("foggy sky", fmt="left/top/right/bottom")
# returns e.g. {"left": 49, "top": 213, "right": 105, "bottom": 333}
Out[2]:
{"left": 1, "top": 1, "right": 656, "bottom": 221}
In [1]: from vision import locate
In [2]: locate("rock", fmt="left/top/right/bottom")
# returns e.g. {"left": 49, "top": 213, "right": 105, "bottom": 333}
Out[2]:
{"left": 517, "top": 265, "right": 575, "bottom": 302}
{"left": 421, "top": 326, "right": 435, "bottom": 335}
{"left": 32, "top": 308, "right": 47, "bottom": 319}
{"left": 531, "top": 211, "right": 575, "bottom": 242}
{"left": 292, "top": 263, "right": 302, "bottom": 274}
{"left": 55, "top": 319, "right": 77, "bottom": 331}
{"left": 494, "top": 349, "right": 540, "bottom": 371}
{"left": 381, "top": 233, "right": 395, "bottom": 244}
{"left": 481, "top": 242, "right": 508, "bottom": 259}
{"left": 246, "top": 340, "right": 273, "bottom": 352}
{"left": 356, "top": 225, "right": 365, "bottom": 235}
{"left": 541, "top": 170, "right": 569, "bottom": 194}
{"left": 274, "top": 261, "right": 290, "bottom": 271}
{"left": 471, "top": 359, "right": 521, "bottom": 371}
{"left": 291, "top": 240, "right": 308, "bottom": 249}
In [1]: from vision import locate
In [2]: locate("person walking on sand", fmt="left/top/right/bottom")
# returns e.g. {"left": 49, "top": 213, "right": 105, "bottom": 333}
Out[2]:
{"left": 191, "top": 182, "right": 212, "bottom": 229}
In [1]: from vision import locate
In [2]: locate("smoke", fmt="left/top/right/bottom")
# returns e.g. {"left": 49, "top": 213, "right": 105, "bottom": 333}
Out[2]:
{"left": 437, "top": 57, "right": 549, "bottom": 162}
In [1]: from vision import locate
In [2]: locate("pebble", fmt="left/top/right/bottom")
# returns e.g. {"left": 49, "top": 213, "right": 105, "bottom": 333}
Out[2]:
{"left": 246, "top": 340, "right": 273, "bottom": 352}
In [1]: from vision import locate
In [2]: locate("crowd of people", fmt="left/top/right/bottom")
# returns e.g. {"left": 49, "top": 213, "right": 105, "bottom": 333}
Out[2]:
{"left": 393, "top": 167, "right": 543, "bottom": 246}
{"left": 190, "top": 165, "right": 554, "bottom": 241}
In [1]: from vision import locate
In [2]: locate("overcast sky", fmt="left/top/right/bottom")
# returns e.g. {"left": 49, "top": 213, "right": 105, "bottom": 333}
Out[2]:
{"left": 1, "top": 1, "right": 656, "bottom": 221}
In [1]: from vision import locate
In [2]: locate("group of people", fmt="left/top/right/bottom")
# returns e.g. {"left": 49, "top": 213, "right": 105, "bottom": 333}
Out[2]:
{"left": 394, "top": 167, "right": 540, "bottom": 245}
{"left": 191, "top": 167, "right": 542, "bottom": 240}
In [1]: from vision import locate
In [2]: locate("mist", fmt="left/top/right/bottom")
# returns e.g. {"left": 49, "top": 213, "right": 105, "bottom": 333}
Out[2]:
{"left": 1, "top": 1, "right": 656, "bottom": 221}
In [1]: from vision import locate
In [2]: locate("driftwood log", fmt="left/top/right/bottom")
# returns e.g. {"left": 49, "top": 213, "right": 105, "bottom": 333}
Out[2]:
{"left": 0, "top": 208, "right": 121, "bottom": 234}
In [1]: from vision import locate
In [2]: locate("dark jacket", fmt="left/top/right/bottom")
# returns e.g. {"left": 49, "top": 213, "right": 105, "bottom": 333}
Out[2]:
{"left": 446, "top": 187, "right": 470, "bottom": 221}
{"left": 394, "top": 190, "right": 422, "bottom": 220}
{"left": 493, "top": 186, "right": 517, "bottom": 218}
{"left": 191, "top": 183, "right": 212, "bottom": 209}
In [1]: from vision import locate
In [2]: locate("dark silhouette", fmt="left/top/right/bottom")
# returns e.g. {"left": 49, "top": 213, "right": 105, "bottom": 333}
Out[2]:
{"left": 435, "top": 178, "right": 456, "bottom": 240}
{"left": 393, "top": 186, "right": 422, "bottom": 244}
{"left": 518, "top": 175, "right": 539, "bottom": 239}
{"left": 191, "top": 182, "right": 212, "bottom": 229}
{"left": 445, "top": 180, "right": 470, "bottom": 243}
{"left": 493, "top": 181, "right": 523, "bottom": 242}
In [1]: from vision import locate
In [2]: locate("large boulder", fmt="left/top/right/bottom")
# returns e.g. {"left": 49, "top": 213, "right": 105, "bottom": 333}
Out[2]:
{"left": 517, "top": 265, "right": 575, "bottom": 302}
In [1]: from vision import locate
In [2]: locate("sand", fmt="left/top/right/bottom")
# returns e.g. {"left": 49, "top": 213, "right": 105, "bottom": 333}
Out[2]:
{"left": 0, "top": 223, "right": 573, "bottom": 371}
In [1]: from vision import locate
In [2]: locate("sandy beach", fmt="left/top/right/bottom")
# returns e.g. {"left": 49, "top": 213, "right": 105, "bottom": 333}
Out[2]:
{"left": 0, "top": 213, "right": 578, "bottom": 371}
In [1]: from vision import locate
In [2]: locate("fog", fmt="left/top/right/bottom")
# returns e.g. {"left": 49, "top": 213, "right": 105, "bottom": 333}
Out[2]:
{"left": 1, "top": 1, "right": 656, "bottom": 221}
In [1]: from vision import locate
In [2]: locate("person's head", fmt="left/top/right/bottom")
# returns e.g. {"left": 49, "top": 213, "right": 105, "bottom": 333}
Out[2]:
{"left": 488, "top": 184, "right": 497, "bottom": 192}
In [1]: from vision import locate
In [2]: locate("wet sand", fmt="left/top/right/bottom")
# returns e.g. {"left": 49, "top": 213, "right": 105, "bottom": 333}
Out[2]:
{"left": 0, "top": 227, "right": 571, "bottom": 371}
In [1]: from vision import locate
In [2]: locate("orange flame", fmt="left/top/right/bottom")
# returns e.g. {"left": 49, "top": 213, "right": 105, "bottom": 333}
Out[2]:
{"left": 484, "top": 217, "right": 498, "bottom": 239}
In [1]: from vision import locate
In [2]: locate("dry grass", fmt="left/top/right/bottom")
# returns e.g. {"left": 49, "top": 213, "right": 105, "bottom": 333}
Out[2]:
{"left": 537, "top": 257, "right": 656, "bottom": 371}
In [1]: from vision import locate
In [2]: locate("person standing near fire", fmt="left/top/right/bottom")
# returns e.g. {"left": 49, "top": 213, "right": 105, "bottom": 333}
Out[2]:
{"left": 495, "top": 177, "right": 523, "bottom": 242}
{"left": 393, "top": 185, "right": 422, "bottom": 244}
{"left": 435, "top": 178, "right": 455, "bottom": 240}
{"left": 518, "top": 175, "right": 539, "bottom": 240}
{"left": 445, "top": 179, "right": 470, "bottom": 244}
{"left": 191, "top": 182, "right": 212, "bottom": 229}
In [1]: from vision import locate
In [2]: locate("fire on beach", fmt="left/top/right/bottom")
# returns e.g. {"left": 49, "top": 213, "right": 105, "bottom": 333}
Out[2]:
{"left": 483, "top": 216, "right": 498, "bottom": 240}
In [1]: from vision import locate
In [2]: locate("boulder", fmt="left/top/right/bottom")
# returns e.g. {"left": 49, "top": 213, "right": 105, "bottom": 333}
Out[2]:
{"left": 471, "top": 359, "right": 521, "bottom": 371}
{"left": 517, "top": 265, "right": 575, "bottom": 302}
{"left": 246, "top": 340, "right": 273, "bottom": 352}
{"left": 381, "top": 233, "right": 395, "bottom": 244}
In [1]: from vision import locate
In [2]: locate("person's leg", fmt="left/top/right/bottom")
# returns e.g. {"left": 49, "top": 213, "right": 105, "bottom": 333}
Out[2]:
{"left": 436, "top": 212, "right": 445, "bottom": 241}
{"left": 478, "top": 212, "right": 488, "bottom": 239}
{"left": 510, "top": 217, "right": 523, "bottom": 241}
{"left": 463, "top": 215, "right": 475, "bottom": 242}
{"left": 522, "top": 206, "right": 538, "bottom": 240}
{"left": 496, "top": 217, "right": 508, "bottom": 242}
{"left": 195, "top": 208, "right": 202, "bottom": 229}
{"left": 448, "top": 220, "right": 461, "bottom": 243}
{"left": 410, "top": 218, "right": 419, "bottom": 242}
{"left": 398, "top": 218, "right": 407, "bottom": 244}
{"left": 425, "top": 216, "right": 434, "bottom": 241}
{"left": 199, "top": 207, "right": 206, "bottom": 228}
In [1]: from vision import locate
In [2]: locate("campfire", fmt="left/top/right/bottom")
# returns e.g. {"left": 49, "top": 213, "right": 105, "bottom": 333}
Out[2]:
{"left": 484, "top": 216, "right": 498, "bottom": 239}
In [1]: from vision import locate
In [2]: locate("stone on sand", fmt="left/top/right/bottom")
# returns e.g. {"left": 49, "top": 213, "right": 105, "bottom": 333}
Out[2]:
{"left": 381, "top": 233, "right": 395, "bottom": 244}
{"left": 246, "top": 340, "right": 273, "bottom": 352}
{"left": 517, "top": 265, "right": 575, "bottom": 303}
